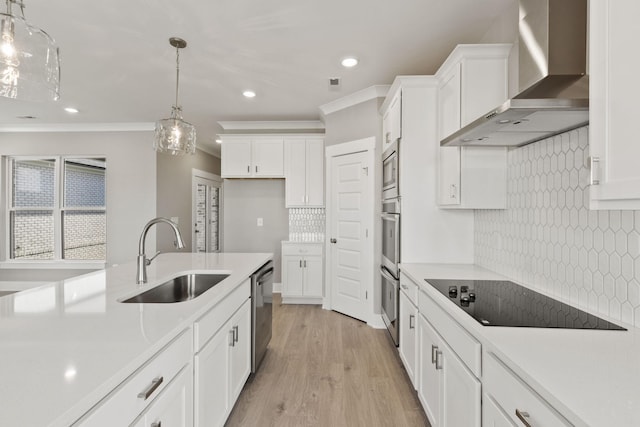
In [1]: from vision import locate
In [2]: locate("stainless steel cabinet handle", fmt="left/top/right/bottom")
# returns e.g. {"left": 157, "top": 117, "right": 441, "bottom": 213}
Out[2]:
{"left": 233, "top": 325, "right": 239, "bottom": 343}
{"left": 589, "top": 156, "right": 600, "bottom": 185}
{"left": 431, "top": 345, "right": 438, "bottom": 364}
{"left": 247, "top": 165, "right": 250, "bottom": 173}
{"left": 330, "top": 238, "right": 337, "bottom": 244}
{"left": 515, "top": 409, "right": 532, "bottom": 427}
{"left": 255, "top": 165, "right": 258, "bottom": 173}
{"left": 229, "top": 329, "right": 235, "bottom": 347}
{"left": 137, "top": 376, "right": 164, "bottom": 400}
{"left": 435, "top": 350, "right": 443, "bottom": 370}
{"left": 409, "top": 314, "right": 415, "bottom": 329}
{"left": 304, "top": 260, "right": 307, "bottom": 268}
{"left": 299, "top": 260, "right": 302, "bottom": 268}
{"left": 151, "top": 422, "right": 162, "bottom": 427}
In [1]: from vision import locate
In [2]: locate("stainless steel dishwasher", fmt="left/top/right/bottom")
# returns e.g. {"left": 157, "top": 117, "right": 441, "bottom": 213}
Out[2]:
{"left": 251, "top": 260, "right": 273, "bottom": 373}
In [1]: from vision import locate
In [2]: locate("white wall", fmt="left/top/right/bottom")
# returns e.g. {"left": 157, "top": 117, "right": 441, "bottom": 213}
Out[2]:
{"left": 0, "top": 131, "right": 156, "bottom": 280}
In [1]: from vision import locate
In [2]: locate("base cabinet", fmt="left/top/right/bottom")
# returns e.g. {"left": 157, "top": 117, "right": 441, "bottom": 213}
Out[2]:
{"left": 132, "top": 365, "right": 193, "bottom": 427}
{"left": 399, "top": 283, "right": 418, "bottom": 389}
{"left": 195, "top": 298, "right": 251, "bottom": 427}
{"left": 281, "top": 242, "right": 323, "bottom": 304}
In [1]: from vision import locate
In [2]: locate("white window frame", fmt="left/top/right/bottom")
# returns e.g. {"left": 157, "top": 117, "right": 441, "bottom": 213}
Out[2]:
{"left": 2, "top": 155, "right": 107, "bottom": 269}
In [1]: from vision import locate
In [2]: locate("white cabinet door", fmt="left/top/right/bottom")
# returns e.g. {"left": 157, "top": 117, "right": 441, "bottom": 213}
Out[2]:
{"left": 195, "top": 322, "right": 231, "bottom": 427}
{"left": 483, "top": 393, "right": 517, "bottom": 427}
{"left": 305, "top": 139, "right": 325, "bottom": 207}
{"left": 253, "top": 138, "right": 284, "bottom": 177}
{"left": 283, "top": 256, "right": 304, "bottom": 297}
{"left": 382, "top": 90, "right": 401, "bottom": 151}
{"left": 438, "top": 64, "right": 462, "bottom": 206}
{"left": 303, "top": 255, "right": 323, "bottom": 298}
{"left": 221, "top": 139, "right": 252, "bottom": 177}
{"left": 229, "top": 299, "right": 252, "bottom": 403}
{"left": 138, "top": 366, "right": 193, "bottom": 427}
{"left": 418, "top": 314, "right": 440, "bottom": 427}
{"left": 589, "top": 0, "right": 640, "bottom": 209}
{"left": 285, "top": 139, "right": 307, "bottom": 207}
{"left": 399, "top": 290, "right": 417, "bottom": 389}
{"left": 441, "top": 340, "right": 481, "bottom": 427}
{"left": 436, "top": 46, "right": 509, "bottom": 209}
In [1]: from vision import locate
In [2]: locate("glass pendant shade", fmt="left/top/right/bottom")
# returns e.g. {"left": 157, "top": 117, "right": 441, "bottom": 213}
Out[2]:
{"left": 154, "top": 106, "right": 196, "bottom": 155}
{"left": 0, "top": 3, "right": 60, "bottom": 101}
{"left": 154, "top": 37, "right": 196, "bottom": 156}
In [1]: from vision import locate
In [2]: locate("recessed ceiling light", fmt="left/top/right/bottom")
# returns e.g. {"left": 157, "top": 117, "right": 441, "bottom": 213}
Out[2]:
{"left": 64, "top": 107, "right": 79, "bottom": 113}
{"left": 243, "top": 90, "right": 256, "bottom": 98}
{"left": 341, "top": 57, "right": 359, "bottom": 68}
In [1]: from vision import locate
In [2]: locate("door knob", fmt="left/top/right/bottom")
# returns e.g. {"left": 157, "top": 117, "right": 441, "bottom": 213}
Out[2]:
{"left": 330, "top": 238, "right": 337, "bottom": 244}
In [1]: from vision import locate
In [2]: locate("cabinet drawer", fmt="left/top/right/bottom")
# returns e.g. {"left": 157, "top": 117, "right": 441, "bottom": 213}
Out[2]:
{"left": 194, "top": 278, "right": 250, "bottom": 352}
{"left": 399, "top": 273, "right": 418, "bottom": 305}
{"left": 281, "top": 243, "right": 323, "bottom": 256}
{"left": 77, "top": 330, "right": 191, "bottom": 426}
{"left": 484, "top": 353, "right": 571, "bottom": 427}
{"left": 418, "top": 289, "right": 481, "bottom": 377}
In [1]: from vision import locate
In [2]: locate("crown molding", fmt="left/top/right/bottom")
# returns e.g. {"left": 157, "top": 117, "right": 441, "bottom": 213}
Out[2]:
{"left": 318, "top": 85, "right": 390, "bottom": 116}
{"left": 217, "top": 120, "right": 325, "bottom": 131}
{"left": 0, "top": 122, "right": 155, "bottom": 133}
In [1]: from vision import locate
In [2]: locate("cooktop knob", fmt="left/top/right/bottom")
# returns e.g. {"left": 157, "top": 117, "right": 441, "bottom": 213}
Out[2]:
{"left": 448, "top": 286, "right": 458, "bottom": 298}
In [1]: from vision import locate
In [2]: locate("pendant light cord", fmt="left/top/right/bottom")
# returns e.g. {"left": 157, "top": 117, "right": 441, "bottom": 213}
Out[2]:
{"left": 174, "top": 45, "right": 180, "bottom": 110}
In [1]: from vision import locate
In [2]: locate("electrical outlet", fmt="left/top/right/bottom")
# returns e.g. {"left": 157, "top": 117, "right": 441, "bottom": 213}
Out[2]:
{"left": 257, "top": 218, "right": 263, "bottom": 227}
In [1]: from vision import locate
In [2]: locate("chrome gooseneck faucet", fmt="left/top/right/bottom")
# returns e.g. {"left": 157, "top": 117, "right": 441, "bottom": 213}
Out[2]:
{"left": 137, "top": 217, "right": 185, "bottom": 284}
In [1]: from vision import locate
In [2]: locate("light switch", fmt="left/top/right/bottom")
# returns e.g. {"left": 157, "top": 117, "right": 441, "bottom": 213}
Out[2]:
{"left": 257, "top": 218, "right": 263, "bottom": 227}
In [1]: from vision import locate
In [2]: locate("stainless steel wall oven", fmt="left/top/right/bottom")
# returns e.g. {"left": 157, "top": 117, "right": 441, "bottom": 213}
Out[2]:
{"left": 381, "top": 142, "right": 401, "bottom": 346}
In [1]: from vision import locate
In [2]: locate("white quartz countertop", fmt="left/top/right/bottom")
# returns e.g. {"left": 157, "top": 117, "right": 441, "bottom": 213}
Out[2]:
{"left": 400, "top": 263, "right": 640, "bottom": 427}
{"left": 0, "top": 252, "right": 272, "bottom": 427}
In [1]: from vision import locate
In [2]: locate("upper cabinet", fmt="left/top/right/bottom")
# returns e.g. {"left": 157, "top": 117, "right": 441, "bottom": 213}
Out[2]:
{"left": 435, "top": 44, "right": 511, "bottom": 209}
{"left": 589, "top": 0, "right": 640, "bottom": 209}
{"left": 382, "top": 90, "right": 402, "bottom": 152}
{"left": 284, "top": 138, "right": 324, "bottom": 207}
{"left": 221, "top": 136, "right": 284, "bottom": 178}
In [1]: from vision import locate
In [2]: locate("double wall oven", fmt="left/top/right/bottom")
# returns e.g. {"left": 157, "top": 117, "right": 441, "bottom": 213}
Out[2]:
{"left": 381, "top": 140, "right": 401, "bottom": 346}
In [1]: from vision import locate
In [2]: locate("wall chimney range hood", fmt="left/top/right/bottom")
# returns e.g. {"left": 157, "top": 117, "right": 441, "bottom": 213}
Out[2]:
{"left": 441, "top": 0, "right": 588, "bottom": 148}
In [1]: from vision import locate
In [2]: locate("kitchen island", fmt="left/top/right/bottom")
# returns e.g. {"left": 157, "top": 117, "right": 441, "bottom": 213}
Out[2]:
{"left": 0, "top": 252, "right": 272, "bottom": 427}
{"left": 401, "top": 263, "right": 640, "bottom": 427}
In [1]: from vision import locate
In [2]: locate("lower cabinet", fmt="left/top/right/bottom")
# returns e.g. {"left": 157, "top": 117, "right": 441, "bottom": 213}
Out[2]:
{"left": 482, "top": 393, "right": 517, "bottom": 427}
{"left": 418, "top": 312, "right": 481, "bottom": 427}
{"left": 195, "top": 298, "right": 251, "bottom": 427}
{"left": 483, "top": 352, "right": 571, "bottom": 427}
{"left": 76, "top": 331, "right": 192, "bottom": 426}
{"left": 132, "top": 365, "right": 194, "bottom": 427}
{"left": 281, "top": 242, "right": 323, "bottom": 304}
{"left": 399, "top": 283, "right": 418, "bottom": 389}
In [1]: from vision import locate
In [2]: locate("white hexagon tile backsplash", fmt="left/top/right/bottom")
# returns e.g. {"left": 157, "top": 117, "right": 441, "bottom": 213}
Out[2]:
{"left": 475, "top": 126, "right": 640, "bottom": 328}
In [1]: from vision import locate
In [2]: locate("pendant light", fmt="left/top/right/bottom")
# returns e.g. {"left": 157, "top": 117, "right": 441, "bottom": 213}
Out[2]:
{"left": 0, "top": 0, "right": 60, "bottom": 101}
{"left": 154, "top": 37, "right": 196, "bottom": 156}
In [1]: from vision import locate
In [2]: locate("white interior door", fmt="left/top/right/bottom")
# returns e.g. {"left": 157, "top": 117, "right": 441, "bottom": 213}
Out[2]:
{"left": 192, "top": 171, "right": 222, "bottom": 253}
{"left": 328, "top": 149, "right": 372, "bottom": 323}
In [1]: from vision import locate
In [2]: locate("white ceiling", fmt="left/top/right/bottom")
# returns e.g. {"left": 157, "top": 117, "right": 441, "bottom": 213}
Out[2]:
{"left": 0, "top": 0, "right": 515, "bottom": 155}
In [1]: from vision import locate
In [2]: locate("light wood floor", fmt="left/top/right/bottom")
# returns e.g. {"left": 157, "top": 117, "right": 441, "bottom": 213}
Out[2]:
{"left": 226, "top": 294, "right": 430, "bottom": 427}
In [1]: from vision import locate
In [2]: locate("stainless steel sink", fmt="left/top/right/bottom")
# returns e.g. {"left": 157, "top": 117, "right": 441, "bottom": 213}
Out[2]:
{"left": 121, "top": 273, "right": 229, "bottom": 303}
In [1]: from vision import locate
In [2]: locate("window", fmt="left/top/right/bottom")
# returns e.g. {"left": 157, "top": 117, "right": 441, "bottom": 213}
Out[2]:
{"left": 8, "top": 156, "right": 106, "bottom": 261}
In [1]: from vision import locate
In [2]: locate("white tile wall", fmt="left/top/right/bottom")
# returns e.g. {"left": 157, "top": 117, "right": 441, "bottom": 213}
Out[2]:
{"left": 288, "top": 208, "right": 325, "bottom": 242}
{"left": 475, "top": 126, "right": 640, "bottom": 328}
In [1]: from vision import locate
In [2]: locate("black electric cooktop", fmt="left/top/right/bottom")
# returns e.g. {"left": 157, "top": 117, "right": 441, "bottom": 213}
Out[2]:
{"left": 424, "top": 279, "right": 626, "bottom": 330}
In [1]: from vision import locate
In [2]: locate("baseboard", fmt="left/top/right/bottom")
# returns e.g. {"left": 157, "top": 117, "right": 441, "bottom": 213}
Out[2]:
{"left": 367, "top": 314, "right": 387, "bottom": 329}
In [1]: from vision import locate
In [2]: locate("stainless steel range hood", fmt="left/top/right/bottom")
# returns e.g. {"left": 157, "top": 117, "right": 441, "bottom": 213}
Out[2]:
{"left": 441, "top": 0, "right": 588, "bottom": 148}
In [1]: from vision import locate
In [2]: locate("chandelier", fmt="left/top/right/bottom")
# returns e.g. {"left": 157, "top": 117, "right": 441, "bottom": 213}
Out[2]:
{"left": 0, "top": 0, "right": 60, "bottom": 101}
{"left": 154, "top": 37, "right": 196, "bottom": 156}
